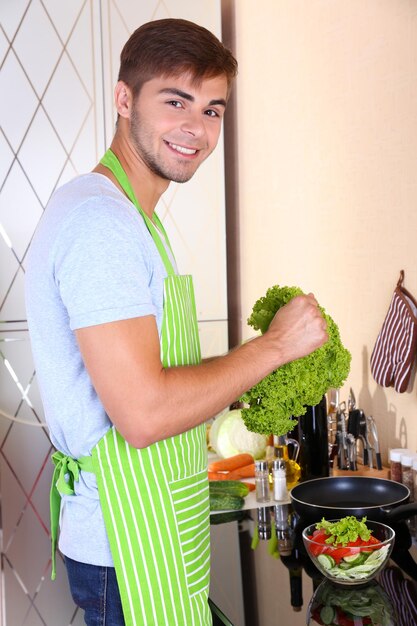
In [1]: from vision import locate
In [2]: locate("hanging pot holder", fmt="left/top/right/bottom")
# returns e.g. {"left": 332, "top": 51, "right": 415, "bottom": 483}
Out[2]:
{"left": 370, "top": 270, "right": 417, "bottom": 393}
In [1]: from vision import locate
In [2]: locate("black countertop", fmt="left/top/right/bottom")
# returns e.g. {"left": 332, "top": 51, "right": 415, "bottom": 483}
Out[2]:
{"left": 211, "top": 504, "right": 417, "bottom": 626}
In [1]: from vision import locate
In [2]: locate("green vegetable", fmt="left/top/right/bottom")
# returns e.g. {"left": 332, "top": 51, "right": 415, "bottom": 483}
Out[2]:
{"left": 342, "top": 552, "right": 369, "bottom": 565}
{"left": 210, "top": 510, "right": 247, "bottom": 525}
{"left": 317, "top": 545, "right": 389, "bottom": 581}
{"left": 251, "top": 524, "right": 259, "bottom": 550}
{"left": 209, "top": 492, "right": 244, "bottom": 512}
{"left": 241, "top": 285, "right": 351, "bottom": 435}
{"left": 319, "top": 605, "right": 336, "bottom": 625}
{"left": 316, "top": 516, "right": 372, "bottom": 546}
{"left": 267, "top": 520, "right": 280, "bottom": 559}
{"left": 209, "top": 409, "right": 267, "bottom": 459}
{"left": 208, "top": 480, "right": 250, "bottom": 498}
{"left": 314, "top": 580, "right": 395, "bottom": 626}
{"left": 317, "top": 554, "right": 336, "bottom": 570}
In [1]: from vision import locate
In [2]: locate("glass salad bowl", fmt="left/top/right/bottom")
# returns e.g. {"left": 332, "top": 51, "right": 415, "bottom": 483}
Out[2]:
{"left": 307, "top": 578, "right": 397, "bottom": 625}
{"left": 302, "top": 519, "right": 395, "bottom": 586}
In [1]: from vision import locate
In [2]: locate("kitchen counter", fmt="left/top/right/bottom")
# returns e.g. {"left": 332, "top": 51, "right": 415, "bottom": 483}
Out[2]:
{"left": 210, "top": 504, "right": 417, "bottom": 626}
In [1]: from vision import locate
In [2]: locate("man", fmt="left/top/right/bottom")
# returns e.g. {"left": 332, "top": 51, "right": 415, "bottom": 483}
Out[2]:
{"left": 25, "top": 18, "right": 327, "bottom": 626}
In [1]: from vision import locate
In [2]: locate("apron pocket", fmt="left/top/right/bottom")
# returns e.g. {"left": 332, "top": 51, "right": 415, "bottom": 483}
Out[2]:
{"left": 169, "top": 469, "right": 210, "bottom": 598}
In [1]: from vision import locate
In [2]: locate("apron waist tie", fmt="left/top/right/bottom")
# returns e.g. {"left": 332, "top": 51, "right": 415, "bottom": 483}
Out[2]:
{"left": 50, "top": 451, "right": 94, "bottom": 580}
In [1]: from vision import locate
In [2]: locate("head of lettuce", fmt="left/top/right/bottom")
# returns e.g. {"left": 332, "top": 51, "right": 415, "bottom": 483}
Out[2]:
{"left": 240, "top": 285, "right": 351, "bottom": 436}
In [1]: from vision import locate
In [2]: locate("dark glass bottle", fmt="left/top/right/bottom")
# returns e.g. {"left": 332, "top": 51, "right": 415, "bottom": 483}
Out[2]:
{"left": 279, "top": 552, "right": 303, "bottom": 612}
{"left": 298, "top": 395, "right": 329, "bottom": 481}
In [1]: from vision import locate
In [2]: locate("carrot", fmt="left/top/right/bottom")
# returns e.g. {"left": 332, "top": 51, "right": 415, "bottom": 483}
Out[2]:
{"left": 241, "top": 481, "right": 256, "bottom": 492}
{"left": 208, "top": 453, "right": 254, "bottom": 473}
{"left": 208, "top": 471, "right": 230, "bottom": 481}
{"left": 227, "top": 463, "right": 256, "bottom": 480}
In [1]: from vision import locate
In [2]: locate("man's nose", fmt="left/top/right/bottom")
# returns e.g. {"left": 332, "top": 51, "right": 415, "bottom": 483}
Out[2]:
{"left": 180, "top": 111, "right": 205, "bottom": 137}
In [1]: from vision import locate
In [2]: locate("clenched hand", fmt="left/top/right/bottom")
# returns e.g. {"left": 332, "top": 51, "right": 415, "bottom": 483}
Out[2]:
{"left": 265, "top": 293, "right": 328, "bottom": 367}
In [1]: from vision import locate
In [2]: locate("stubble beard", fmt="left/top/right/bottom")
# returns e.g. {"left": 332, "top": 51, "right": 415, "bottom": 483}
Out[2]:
{"left": 130, "top": 109, "right": 196, "bottom": 184}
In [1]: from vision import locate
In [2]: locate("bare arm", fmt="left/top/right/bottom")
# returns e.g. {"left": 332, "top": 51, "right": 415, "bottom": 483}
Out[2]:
{"left": 75, "top": 293, "right": 328, "bottom": 448}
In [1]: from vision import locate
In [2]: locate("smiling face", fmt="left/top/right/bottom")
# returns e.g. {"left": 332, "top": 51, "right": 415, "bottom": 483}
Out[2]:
{"left": 128, "top": 73, "right": 228, "bottom": 183}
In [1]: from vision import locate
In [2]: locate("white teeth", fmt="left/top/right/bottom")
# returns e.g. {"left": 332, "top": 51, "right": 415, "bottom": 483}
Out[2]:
{"left": 169, "top": 143, "right": 196, "bottom": 155}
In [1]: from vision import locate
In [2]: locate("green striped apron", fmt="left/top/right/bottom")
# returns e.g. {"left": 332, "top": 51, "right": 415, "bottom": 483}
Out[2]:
{"left": 51, "top": 149, "right": 212, "bottom": 626}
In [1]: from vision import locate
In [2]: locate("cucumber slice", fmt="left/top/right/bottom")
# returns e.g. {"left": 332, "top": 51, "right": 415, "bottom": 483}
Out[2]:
{"left": 320, "top": 605, "right": 336, "bottom": 624}
{"left": 317, "top": 554, "right": 336, "bottom": 570}
{"left": 342, "top": 552, "right": 368, "bottom": 566}
{"left": 365, "top": 546, "right": 388, "bottom": 562}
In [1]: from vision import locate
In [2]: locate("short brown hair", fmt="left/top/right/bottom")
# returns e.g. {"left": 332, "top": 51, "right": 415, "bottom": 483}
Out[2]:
{"left": 118, "top": 18, "right": 238, "bottom": 98}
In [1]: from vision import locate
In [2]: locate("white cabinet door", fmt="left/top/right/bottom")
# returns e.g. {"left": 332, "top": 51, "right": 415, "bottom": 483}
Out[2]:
{"left": 100, "top": 0, "right": 229, "bottom": 358}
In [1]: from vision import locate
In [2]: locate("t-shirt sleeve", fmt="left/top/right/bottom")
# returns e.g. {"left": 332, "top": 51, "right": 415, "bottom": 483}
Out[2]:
{"left": 53, "top": 198, "right": 159, "bottom": 330}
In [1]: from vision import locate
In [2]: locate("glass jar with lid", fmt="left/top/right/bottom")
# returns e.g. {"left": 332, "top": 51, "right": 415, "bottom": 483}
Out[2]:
{"left": 254, "top": 459, "right": 270, "bottom": 503}
{"left": 389, "top": 448, "right": 413, "bottom": 483}
{"left": 400, "top": 451, "right": 417, "bottom": 497}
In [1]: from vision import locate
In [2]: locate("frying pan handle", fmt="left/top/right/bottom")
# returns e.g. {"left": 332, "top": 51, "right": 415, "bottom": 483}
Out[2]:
{"left": 386, "top": 502, "right": 417, "bottom": 523}
{"left": 391, "top": 550, "right": 417, "bottom": 581}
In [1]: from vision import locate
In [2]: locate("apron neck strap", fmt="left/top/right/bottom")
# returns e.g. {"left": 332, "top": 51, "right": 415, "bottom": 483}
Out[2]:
{"left": 100, "top": 149, "right": 176, "bottom": 276}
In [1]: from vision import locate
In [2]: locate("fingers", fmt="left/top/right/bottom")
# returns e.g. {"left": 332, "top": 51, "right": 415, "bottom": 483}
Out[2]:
{"left": 268, "top": 292, "right": 328, "bottom": 362}
{"left": 306, "top": 292, "right": 318, "bottom": 303}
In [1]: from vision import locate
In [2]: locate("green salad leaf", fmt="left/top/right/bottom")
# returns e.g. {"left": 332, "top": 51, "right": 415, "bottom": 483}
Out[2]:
{"left": 316, "top": 516, "right": 372, "bottom": 546}
{"left": 240, "top": 285, "right": 351, "bottom": 435}
{"left": 317, "top": 581, "right": 394, "bottom": 626}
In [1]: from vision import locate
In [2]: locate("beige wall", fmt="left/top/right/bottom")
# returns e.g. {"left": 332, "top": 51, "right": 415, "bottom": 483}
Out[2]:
{"left": 233, "top": 0, "right": 417, "bottom": 463}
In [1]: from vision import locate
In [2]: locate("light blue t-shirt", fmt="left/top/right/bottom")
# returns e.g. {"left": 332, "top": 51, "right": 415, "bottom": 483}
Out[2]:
{"left": 25, "top": 173, "right": 175, "bottom": 565}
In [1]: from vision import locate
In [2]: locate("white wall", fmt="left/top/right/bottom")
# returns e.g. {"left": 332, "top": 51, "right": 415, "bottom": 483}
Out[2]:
{"left": 233, "top": 0, "right": 417, "bottom": 463}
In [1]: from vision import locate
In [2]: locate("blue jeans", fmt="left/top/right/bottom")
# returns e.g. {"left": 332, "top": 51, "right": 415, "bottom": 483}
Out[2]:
{"left": 65, "top": 556, "right": 125, "bottom": 626}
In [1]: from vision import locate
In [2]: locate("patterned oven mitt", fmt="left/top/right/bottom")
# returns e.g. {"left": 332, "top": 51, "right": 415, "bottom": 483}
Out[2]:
{"left": 370, "top": 270, "right": 417, "bottom": 393}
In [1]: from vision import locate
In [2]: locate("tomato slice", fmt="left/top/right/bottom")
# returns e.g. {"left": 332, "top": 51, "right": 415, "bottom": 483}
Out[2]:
{"left": 311, "top": 529, "right": 329, "bottom": 542}
{"left": 328, "top": 547, "right": 355, "bottom": 563}
{"left": 308, "top": 542, "right": 329, "bottom": 557}
{"left": 308, "top": 529, "right": 332, "bottom": 557}
{"left": 366, "top": 535, "right": 380, "bottom": 545}
{"left": 337, "top": 612, "right": 355, "bottom": 626}
{"left": 345, "top": 537, "right": 362, "bottom": 547}
{"left": 360, "top": 535, "right": 381, "bottom": 550}
{"left": 311, "top": 607, "right": 324, "bottom": 625}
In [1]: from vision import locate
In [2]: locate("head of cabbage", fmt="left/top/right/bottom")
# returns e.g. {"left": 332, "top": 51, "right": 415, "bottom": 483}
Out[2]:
{"left": 209, "top": 409, "right": 268, "bottom": 459}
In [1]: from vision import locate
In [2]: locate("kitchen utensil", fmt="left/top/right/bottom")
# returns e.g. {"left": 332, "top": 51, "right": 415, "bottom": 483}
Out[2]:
{"left": 367, "top": 415, "right": 383, "bottom": 470}
{"left": 359, "top": 412, "right": 373, "bottom": 466}
{"left": 327, "top": 388, "right": 340, "bottom": 415}
{"left": 346, "top": 433, "right": 357, "bottom": 471}
{"left": 346, "top": 402, "right": 362, "bottom": 471}
{"left": 302, "top": 519, "right": 394, "bottom": 585}
{"left": 327, "top": 389, "right": 339, "bottom": 469}
{"left": 348, "top": 387, "right": 356, "bottom": 412}
{"left": 290, "top": 476, "right": 417, "bottom": 523}
{"left": 364, "top": 417, "right": 374, "bottom": 469}
{"left": 336, "top": 402, "right": 349, "bottom": 470}
{"left": 347, "top": 409, "right": 361, "bottom": 439}
{"left": 348, "top": 408, "right": 367, "bottom": 465}
{"left": 348, "top": 387, "right": 373, "bottom": 467}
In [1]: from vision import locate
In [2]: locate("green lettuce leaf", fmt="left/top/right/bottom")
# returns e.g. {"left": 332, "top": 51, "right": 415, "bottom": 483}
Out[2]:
{"left": 316, "top": 516, "right": 372, "bottom": 546}
{"left": 241, "top": 285, "right": 351, "bottom": 435}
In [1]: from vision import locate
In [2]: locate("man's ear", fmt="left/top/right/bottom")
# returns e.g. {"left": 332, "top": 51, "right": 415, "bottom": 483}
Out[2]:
{"left": 114, "top": 81, "right": 132, "bottom": 118}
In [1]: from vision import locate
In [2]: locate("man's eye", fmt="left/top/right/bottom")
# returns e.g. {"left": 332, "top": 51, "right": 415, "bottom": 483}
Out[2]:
{"left": 205, "top": 109, "right": 220, "bottom": 118}
{"left": 168, "top": 100, "right": 182, "bottom": 108}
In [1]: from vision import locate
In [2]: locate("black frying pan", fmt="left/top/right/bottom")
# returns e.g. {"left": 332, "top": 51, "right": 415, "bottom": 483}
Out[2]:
{"left": 290, "top": 476, "right": 417, "bottom": 523}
